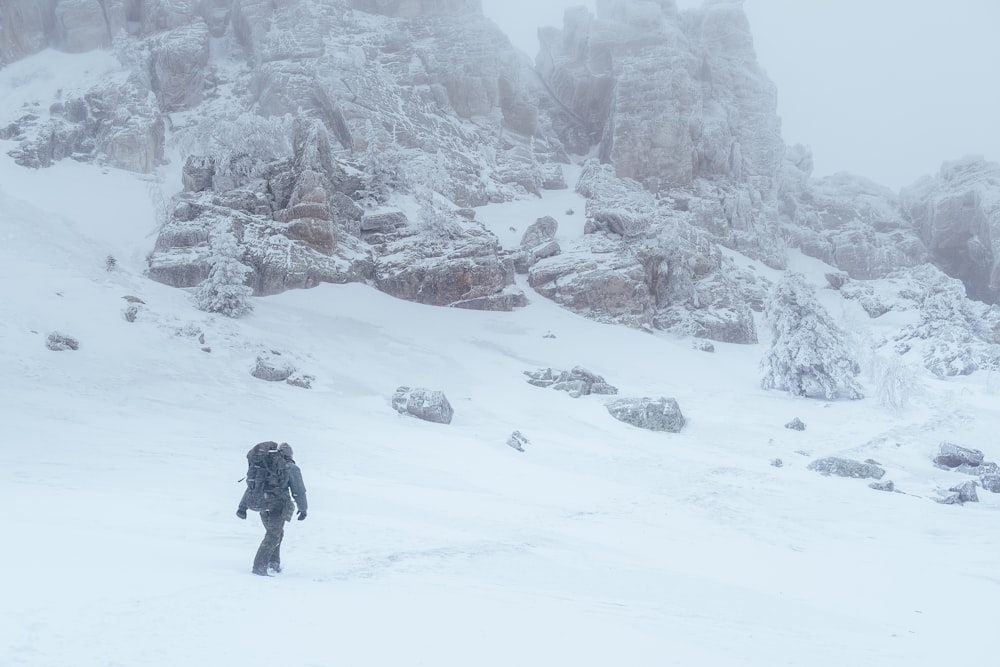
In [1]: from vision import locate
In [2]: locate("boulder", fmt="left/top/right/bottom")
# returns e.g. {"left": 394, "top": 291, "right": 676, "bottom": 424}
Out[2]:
{"left": 784, "top": 417, "right": 806, "bottom": 431}
{"left": 520, "top": 216, "right": 559, "bottom": 249}
{"left": 251, "top": 352, "right": 295, "bottom": 382}
{"left": 46, "top": 332, "right": 79, "bottom": 351}
{"left": 933, "top": 442, "right": 985, "bottom": 469}
{"left": 939, "top": 481, "right": 980, "bottom": 505}
{"left": 524, "top": 366, "right": 618, "bottom": 398}
{"left": 949, "top": 481, "right": 979, "bottom": 503}
{"left": 979, "top": 472, "right": 1000, "bottom": 493}
{"left": 606, "top": 397, "right": 686, "bottom": 433}
{"left": 807, "top": 457, "right": 885, "bottom": 480}
{"left": 507, "top": 430, "right": 528, "bottom": 452}
{"left": 869, "top": 480, "right": 896, "bottom": 492}
{"left": 392, "top": 386, "right": 454, "bottom": 424}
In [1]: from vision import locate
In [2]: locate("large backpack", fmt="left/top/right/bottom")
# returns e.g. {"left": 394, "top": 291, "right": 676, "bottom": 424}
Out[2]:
{"left": 243, "top": 441, "right": 289, "bottom": 512}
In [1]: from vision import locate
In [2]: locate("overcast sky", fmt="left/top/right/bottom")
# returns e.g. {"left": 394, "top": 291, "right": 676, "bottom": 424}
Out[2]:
{"left": 481, "top": 0, "right": 1000, "bottom": 191}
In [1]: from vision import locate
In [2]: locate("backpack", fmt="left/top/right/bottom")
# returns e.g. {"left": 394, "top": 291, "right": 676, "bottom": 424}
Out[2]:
{"left": 243, "top": 441, "right": 289, "bottom": 512}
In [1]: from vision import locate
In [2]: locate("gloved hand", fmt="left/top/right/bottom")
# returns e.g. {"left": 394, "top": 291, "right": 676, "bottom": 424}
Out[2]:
{"left": 236, "top": 507, "right": 247, "bottom": 519}
{"left": 297, "top": 510, "right": 307, "bottom": 521}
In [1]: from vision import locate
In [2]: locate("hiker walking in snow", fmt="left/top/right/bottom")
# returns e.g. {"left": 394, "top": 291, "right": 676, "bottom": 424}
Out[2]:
{"left": 237, "top": 442, "right": 308, "bottom": 576}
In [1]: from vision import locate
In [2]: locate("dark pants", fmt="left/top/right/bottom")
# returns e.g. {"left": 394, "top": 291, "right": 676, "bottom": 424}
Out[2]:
{"left": 252, "top": 500, "right": 286, "bottom": 572}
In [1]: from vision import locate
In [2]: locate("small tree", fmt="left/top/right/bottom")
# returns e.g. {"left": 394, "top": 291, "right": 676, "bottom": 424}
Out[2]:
{"left": 194, "top": 229, "right": 254, "bottom": 318}
{"left": 761, "top": 272, "right": 863, "bottom": 399}
{"left": 872, "top": 354, "right": 918, "bottom": 410}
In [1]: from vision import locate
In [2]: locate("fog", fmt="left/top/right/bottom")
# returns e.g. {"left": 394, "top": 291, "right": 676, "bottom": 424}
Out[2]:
{"left": 481, "top": 0, "right": 1000, "bottom": 191}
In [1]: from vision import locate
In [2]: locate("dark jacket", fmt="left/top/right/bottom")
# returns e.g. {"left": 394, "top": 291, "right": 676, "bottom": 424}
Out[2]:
{"left": 281, "top": 459, "right": 308, "bottom": 522}
{"left": 238, "top": 458, "right": 308, "bottom": 522}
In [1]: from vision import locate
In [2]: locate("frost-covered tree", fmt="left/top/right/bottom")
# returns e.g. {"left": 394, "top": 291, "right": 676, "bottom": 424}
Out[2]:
{"left": 761, "top": 272, "right": 863, "bottom": 399}
{"left": 194, "top": 229, "right": 254, "bottom": 318}
{"left": 872, "top": 354, "right": 918, "bottom": 410}
{"left": 357, "top": 120, "right": 403, "bottom": 206}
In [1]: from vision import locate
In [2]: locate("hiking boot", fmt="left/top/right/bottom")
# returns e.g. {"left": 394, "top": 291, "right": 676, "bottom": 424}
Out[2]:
{"left": 252, "top": 567, "right": 270, "bottom": 576}
{"left": 268, "top": 562, "right": 282, "bottom": 574}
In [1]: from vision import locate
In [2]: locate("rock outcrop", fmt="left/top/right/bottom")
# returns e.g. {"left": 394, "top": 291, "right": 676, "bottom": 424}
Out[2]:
{"left": 900, "top": 156, "right": 1000, "bottom": 305}
{"left": 779, "top": 153, "right": 928, "bottom": 279}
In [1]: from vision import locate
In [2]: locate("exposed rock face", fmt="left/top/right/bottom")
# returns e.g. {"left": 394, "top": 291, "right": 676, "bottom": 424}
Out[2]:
{"left": 3, "top": 77, "right": 164, "bottom": 173}
{"left": 0, "top": 0, "right": 52, "bottom": 66}
{"left": 524, "top": 162, "right": 764, "bottom": 342}
{"left": 537, "top": 0, "right": 784, "bottom": 274}
{"left": 150, "top": 23, "right": 211, "bottom": 112}
{"left": 900, "top": 157, "right": 1000, "bottom": 305}
{"left": 606, "top": 396, "right": 685, "bottom": 433}
{"left": 392, "top": 386, "right": 454, "bottom": 424}
{"left": 348, "top": 0, "right": 481, "bottom": 17}
{"left": 54, "top": 0, "right": 110, "bottom": 52}
{"left": 539, "top": 0, "right": 781, "bottom": 190}
{"left": 779, "top": 154, "right": 928, "bottom": 279}
{"left": 4, "top": 0, "right": 998, "bottom": 345}
{"left": 373, "top": 222, "right": 516, "bottom": 307}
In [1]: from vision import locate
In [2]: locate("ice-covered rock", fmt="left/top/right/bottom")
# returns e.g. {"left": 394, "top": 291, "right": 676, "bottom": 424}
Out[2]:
{"left": 6, "top": 77, "right": 164, "bottom": 173}
{"left": 807, "top": 457, "right": 885, "bottom": 480}
{"left": 0, "top": 0, "right": 51, "bottom": 66}
{"left": 540, "top": 1, "right": 781, "bottom": 192}
{"left": 54, "top": 0, "right": 111, "bottom": 52}
{"left": 780, "top": 168, "right": 927, "bottom": 279}
{"left": 392, "top": 386, "right": 454, "bottom": 424}
{"left": 933, "top": 442, "right": 985, "bottom": 469}
{"left": 524, "top": 366, "right": 618, "bottom": 398}
{"left": 46, "top": 332, "right": 80, "bottom": 351}
{"left": 251, "top": 352, "right": 295, "bottom": 382}
{"left": 606, "top": 396, "right": 686, "bottom": 433}
{"left": 900, "top": 156, "right": 1000, "bottom": 305}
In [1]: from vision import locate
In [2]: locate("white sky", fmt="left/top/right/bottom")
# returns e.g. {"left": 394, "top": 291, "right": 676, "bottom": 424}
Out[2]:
{"left": 481, "top": 0, "right": 1000, "bottom": 191}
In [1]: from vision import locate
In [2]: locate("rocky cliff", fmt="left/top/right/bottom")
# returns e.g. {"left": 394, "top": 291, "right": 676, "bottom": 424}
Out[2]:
{"left": 1, "top": 0, "right": 997, "bottom": 342}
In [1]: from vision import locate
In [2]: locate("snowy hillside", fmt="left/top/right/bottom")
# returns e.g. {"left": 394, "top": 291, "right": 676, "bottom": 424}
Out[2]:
{"left": 3, "top": 50, "right": 1000, "bottom": 667}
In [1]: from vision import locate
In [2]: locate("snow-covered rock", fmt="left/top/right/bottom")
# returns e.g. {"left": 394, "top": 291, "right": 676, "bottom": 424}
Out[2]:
{"left": 807, "top": 457, "right": 885, "bottom": 480}
{"left": 392, "top": 386, "right": 454, "bottom": 424}
{"left": 5, "top": 79, "right": 164, "bottom": 173}
{"left": 779, "top": 167, "right": 927, "bottom": 279}
{"left": 251, "top": 352, "right": 295, "bottom": 382}
{"left": 605, "top": 396, "right": 686, "bottom": 433}
{"left": 539, "top": 0, "right": 781, "bottom": 194}
{"left": 933, "top": 442, "right": 985, "bottom": 469}
{"left": 45, "top": 332, "right": 80, "bottom": 351}
{"left": 900, "top": 156, "right": 1000, "bottom": 305}
{"left": 524, "top": 366, "right": 618, "bottom": 398}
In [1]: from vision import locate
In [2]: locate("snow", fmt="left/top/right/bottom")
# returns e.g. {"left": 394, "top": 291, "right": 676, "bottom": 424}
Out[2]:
{"left": 2, "top": 52, "right": 1000, "bottom": 667}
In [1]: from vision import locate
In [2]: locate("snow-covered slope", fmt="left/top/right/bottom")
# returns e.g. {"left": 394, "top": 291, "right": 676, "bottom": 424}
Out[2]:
{"left": 4, "top": 108, "right": 1000, "bottom": 667}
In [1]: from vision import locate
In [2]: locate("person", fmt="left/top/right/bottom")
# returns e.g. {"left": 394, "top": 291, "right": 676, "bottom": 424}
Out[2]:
{"left": 236, "top": 442, "right": 308, "bottom": 575}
